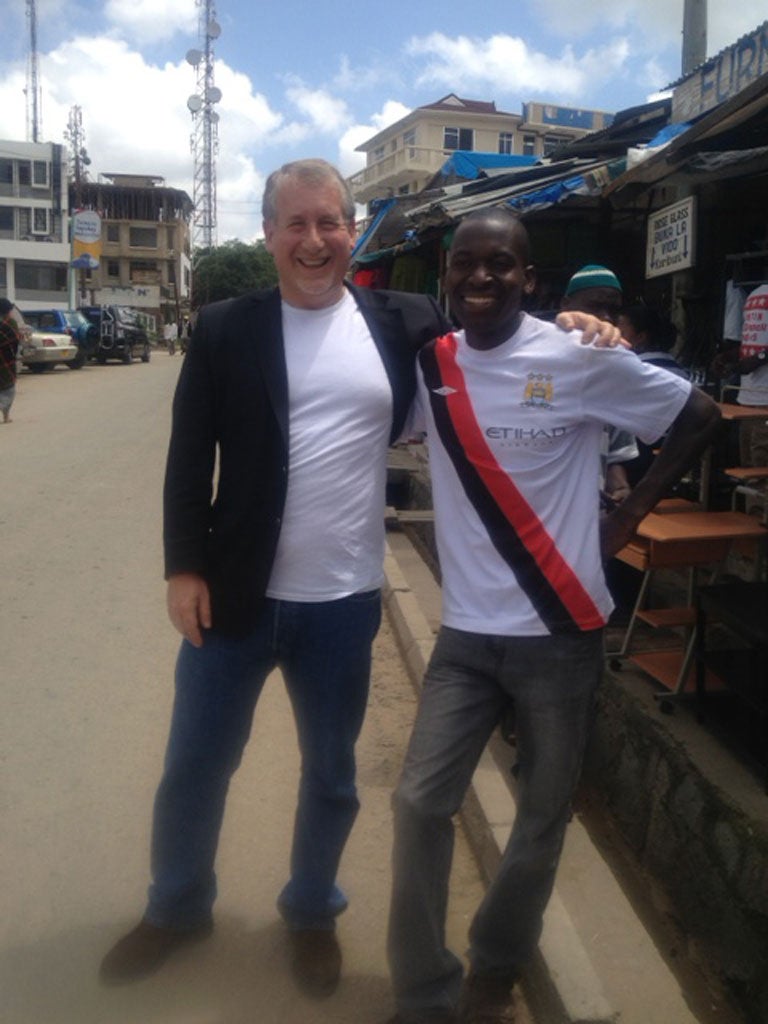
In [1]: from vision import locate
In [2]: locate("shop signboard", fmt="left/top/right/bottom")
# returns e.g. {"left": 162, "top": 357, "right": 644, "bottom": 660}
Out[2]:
{"left": 672, "top": 21, "right": 768, "bottom": 121}
{"left": 645, "top": 197, "right": 696, "bottom": 280}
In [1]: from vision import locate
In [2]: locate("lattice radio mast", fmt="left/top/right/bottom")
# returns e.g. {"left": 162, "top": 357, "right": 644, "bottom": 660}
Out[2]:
{"left": 186, "top": 0, "right": 222, "bottom": 250}
{"left": 25, "top": 0, "right": 42, "bottom": 142}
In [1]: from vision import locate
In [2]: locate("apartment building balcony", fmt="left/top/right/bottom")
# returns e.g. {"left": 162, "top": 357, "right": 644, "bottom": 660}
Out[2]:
{"left": 348, "top": 146, "right": 448, "bottom": 205}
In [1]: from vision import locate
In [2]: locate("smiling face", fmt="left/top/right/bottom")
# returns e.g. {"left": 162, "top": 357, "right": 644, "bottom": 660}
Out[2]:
{"left": 263, "top": 174, "right": 356, "bottom": 309}
{"left": 444, "top": 212, "right": 535, "bottom": 350}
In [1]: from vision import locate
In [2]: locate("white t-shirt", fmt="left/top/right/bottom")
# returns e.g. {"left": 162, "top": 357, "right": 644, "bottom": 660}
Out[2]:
{"left": 416, "top": 315, "right": 691, "bottom": 636}
{"left": 266, "top": 291, "right": 392, "bottom": 601}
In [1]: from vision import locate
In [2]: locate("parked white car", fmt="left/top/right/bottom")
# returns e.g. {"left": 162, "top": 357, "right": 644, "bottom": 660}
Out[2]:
{"left": 16, "top": 312, "right": 79, "bottom": 373}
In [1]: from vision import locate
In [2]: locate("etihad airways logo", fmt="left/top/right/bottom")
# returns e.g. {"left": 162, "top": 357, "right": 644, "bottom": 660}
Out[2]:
{"left": 486, "top": 425, "right": 567, "bottom": 446}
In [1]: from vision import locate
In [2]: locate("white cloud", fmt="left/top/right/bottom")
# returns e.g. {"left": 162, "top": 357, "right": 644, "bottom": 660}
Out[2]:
{"left": 533, "top": 0, "right": 766, "bottom": 56}
{"left": 406, "top": 32, "right": 629, "bottom": 103}
{"left": 336, "top": 99, "right": 412, "bottom": 176}
{"left": 332, "top": 55, "right": 392, "bottom": 93}
{"left": 532, "top": 0, "right": 682, "bottom": 45}
{"left": 284, "top": 81, "right": 351, "bottom": 136}
{"left": 104, "top": 0, "right": 197, "bottom": 45}
{"left": 370, "top": 100, "right": 412, "bottom": 131}
{"left": 216, "top": 153, "right": 265, "bottom": 241}
{"left": 0, "top": 68, "right": 28, "bottom": 140}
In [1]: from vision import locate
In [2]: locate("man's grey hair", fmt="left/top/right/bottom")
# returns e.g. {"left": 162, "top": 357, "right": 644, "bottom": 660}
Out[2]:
{"left": 262, "top": 158, "right": 356, "bottom": 225}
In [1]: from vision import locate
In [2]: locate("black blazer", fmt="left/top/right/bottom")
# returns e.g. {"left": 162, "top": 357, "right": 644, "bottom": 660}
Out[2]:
{"left": 163, "top": 282, "right": 449, "bottom": 636}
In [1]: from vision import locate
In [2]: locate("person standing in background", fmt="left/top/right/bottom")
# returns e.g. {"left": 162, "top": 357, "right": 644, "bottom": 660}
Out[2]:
{"left": 0, "top": 298, "right": 22, "bottom": 424}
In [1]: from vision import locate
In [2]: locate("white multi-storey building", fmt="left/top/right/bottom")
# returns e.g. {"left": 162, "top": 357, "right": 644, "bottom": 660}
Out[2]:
{"left": 0, "top": 139, "right": 70, "bottom": 309}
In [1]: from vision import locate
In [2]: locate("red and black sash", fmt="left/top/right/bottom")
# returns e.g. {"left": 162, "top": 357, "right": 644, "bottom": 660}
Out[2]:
{"left": 420, "top": 333, "right": 603, "bottom": 633}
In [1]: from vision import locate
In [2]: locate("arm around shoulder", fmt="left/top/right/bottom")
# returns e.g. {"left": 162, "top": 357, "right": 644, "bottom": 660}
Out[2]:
{"left": 600, "top": 389, "right": 721, "bottom": 559}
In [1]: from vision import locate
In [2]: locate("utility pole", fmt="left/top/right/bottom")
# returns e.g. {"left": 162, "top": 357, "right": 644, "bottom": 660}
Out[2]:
{"left": 25, "top": 0, "right": 42, "bottom": 142}
{"left": 682, "top": 0, "right": 707, "bottom": 75}
{"left": 64, "top": 106, "right": 92, "bottom": 304}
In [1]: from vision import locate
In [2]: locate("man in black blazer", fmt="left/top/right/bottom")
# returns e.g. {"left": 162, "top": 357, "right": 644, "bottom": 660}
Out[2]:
{"left": 100, "top": 158, "right": 618, "bottom": 996}
{"left": 100, "top": 159, "right": 450, "bottom": 996}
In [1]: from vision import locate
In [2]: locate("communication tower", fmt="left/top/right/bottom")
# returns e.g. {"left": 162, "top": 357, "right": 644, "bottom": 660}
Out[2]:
{"left": 64, "top": 106, "right": 91, "bottom": 206}
{"left": 186, "top": 0, "right": 222, "bottom": 250}
{"left": 25, "top": 0, "right": 42, "bottom": 142}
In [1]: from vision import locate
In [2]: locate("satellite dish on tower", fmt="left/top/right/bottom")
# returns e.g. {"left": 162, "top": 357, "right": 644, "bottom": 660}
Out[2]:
{"left": 207, "top": 20, "right": 221, "bottom": 38}
{"left": 187, "top": 94, "right": 203, "bottom": 113}
{"left": 186, "top": 48, "right": 203, "bottom": 66}
{"left": 205, "top": 86, "right": 222, "bottom": 104}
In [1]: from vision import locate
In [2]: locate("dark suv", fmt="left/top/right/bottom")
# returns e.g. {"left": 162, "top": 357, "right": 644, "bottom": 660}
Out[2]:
{"left": 78, "top": 305, "right": 151, "bottom": 364}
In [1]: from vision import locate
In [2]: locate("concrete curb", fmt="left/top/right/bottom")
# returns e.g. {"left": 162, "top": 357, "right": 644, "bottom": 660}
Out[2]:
{"left": 383, "top": 536, "right": 710, "bottom": 1024}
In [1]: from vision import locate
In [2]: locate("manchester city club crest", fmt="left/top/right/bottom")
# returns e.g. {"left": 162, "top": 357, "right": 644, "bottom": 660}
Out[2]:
{"left": 521, "top": 372, "right": 554, "bottom": 408}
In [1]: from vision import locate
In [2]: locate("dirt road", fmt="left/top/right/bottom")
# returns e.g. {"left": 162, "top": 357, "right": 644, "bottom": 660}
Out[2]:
{"left": 0, "top": 355, "right": 489, "bottom": 1024}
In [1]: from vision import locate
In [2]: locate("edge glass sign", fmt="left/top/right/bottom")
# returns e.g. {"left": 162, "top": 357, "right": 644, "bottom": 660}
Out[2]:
{"left": 645, "top": 197, "right": 696, "bottom": 280}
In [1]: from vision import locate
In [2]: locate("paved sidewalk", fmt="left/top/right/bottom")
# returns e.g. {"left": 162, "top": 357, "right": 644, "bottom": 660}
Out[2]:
{"left": 1, "top": 616, "right": 494, "bottom": 1024}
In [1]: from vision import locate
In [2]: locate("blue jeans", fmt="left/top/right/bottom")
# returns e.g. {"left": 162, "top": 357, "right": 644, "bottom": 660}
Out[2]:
{"left": 388, "top": 625, "right": 602, "bottom": 1016}
{"left": 145, "top": 590, "right": 381, "bottom": 931}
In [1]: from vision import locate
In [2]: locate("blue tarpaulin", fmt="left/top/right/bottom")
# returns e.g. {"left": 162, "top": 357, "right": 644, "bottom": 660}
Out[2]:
{"left": 439, "top": 151, "right": 537, "bottom": 180}
{"left": 351, "top": 197, "right": 397, "bottom": 259}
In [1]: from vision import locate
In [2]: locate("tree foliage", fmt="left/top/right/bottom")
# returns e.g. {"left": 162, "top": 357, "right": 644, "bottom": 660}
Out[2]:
{"left": 192, "top": 239, "right": 278, "bottom": 307}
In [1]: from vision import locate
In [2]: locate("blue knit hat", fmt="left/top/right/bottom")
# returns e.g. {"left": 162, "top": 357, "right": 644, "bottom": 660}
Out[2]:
{"left": 564, "top": 264, "right": 622, "bottom": 296}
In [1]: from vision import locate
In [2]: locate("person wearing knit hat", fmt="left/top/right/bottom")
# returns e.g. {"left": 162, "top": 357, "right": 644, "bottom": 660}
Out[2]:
{"left": 561, "top": 264, "right": 623, "bottom": 324}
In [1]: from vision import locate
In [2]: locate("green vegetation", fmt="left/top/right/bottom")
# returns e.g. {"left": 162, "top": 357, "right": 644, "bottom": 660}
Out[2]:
{"left": 192, "top": 239, "right": 278, "bottom": 307}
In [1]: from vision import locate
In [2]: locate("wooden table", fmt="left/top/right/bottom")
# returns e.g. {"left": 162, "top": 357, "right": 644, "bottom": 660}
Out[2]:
{"left": 610, "top": 509, "right": 767, "bottom": 702}
{"left": 717, "top": 402, "right": 768, "bottom": 422}
{"left": 699, "top": 403, "right": 768, "bottom": 508}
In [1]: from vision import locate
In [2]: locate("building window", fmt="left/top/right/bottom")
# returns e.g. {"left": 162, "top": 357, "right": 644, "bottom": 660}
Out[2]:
{"left": 106, "top": 224, "right": 119, "bottom": 243}
{"left": 32, "top": 161, "right": 48, "bottom": 187}
{"left": 543, "top": 134, "right": 567, "bottom": 156}
{"left": 0, "top": 159, "right": 12, "bottom": 187}
{"left": 15, "top": 261, "right": 67, "bottom": 292}
{"left": 0, "top": 259, "right": 6, "bottom": 289}
{"left": 373, "top": 145, "right": 385, "bottom": 162}
{"left": 32, "top": 208, "right": 50, "bottom": 234}
{"left": 107, "top": 260, "right": 119, "bottom": 277}
{"left": 166, "top": 226, "right": 175, "bottom": 249}
{"left": 130, "top": 259, "right": 159, "bottom": 283}
{"left": 443, "top": 127, "right": 473, "bottom": 151}
{"left": 397, "top": 184, "right": 410, "bottom": 195}
{"left": 18, "top": 162, "right": 31, "bottom": 187}
{"left": 403, "top": 128, "right": 416, "bottom": 158}
{"left": 0, "top": 207, "right": 13, "bottom": 237}
{"left": 522, "top": 134, "right": 536, "bottom": 156}
{"left": 129, "top": 226, "right": 157, "bottom": 248}
{"left": 498, "top": 132, "right": 514, "bottom": 155}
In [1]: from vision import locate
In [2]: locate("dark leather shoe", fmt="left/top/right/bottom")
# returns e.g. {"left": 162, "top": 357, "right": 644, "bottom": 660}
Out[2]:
{"left": 458, "top": 971, "right": 519, "bottom": 1023}
{"left": 288, "top": 927, "right": 342, "bottom": 998}
{"left": 99, "top": 919, "right": 213, "bottom": 985}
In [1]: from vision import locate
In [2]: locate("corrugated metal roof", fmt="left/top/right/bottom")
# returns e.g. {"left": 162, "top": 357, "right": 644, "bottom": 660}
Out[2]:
{"left": 405, "top": 158, "right": 620, "bottom": 228}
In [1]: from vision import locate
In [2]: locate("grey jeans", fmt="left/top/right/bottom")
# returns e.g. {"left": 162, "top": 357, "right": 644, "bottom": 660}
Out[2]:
{"left": 388, "top": 625, "right": 603, "bottom": 1016}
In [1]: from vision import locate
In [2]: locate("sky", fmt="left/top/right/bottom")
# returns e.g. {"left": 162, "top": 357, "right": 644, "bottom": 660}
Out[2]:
{"left": 0, "top": 1, "right": 765, "bottom": 242}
